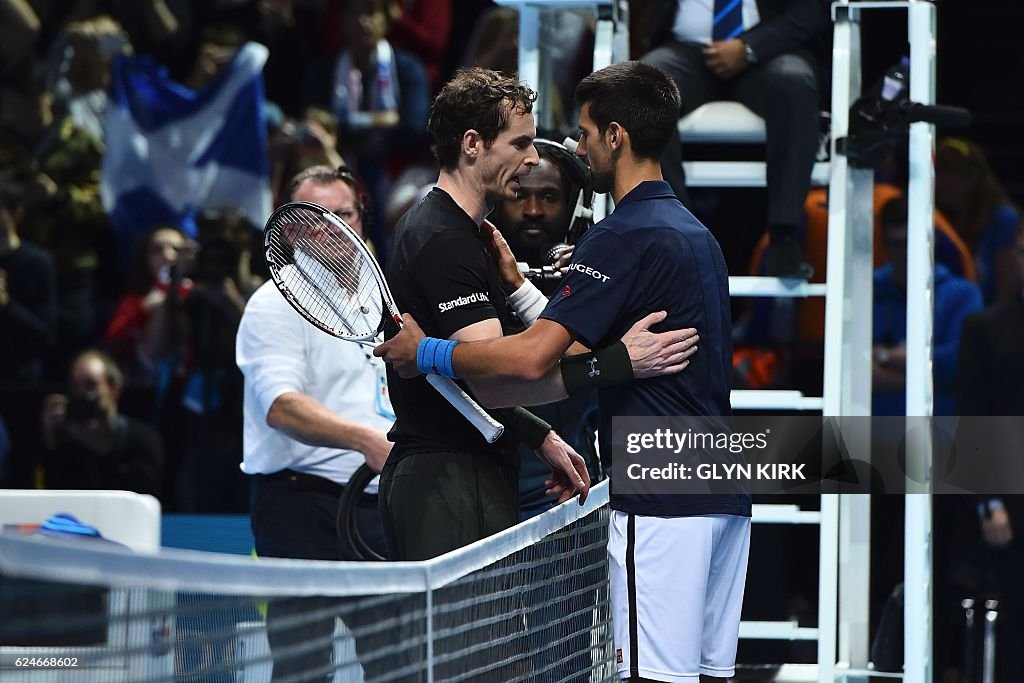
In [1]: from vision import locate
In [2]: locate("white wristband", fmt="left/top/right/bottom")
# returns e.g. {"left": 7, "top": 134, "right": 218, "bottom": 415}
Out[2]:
{"left": 507, "top": 279, "right": 548, "bottom": 326}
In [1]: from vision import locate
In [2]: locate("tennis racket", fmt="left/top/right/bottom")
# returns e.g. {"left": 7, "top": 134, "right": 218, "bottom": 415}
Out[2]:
{"left": 264, "top": 201, "right": 505, "bottom": 443}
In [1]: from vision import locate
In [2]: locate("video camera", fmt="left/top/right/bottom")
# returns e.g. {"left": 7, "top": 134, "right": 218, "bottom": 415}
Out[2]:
{"left": 65, "top": 391, "right": 105, "bottom": 423}
{"left": 837, "top": 58, "right": 971, "bottom": 169}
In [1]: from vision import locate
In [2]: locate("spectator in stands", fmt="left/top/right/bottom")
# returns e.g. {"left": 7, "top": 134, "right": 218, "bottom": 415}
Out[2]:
{"left": 0, "top": 165, "right": 57, "bottom": 386}
{"left": 104, "top": 225, "right": 191, "bottom": 384}
{"left": 736, "top": 183, "right": 977, "bottom": 394}
{"left": 952, "top": 225, "right": 1024, "bottom": 682}
{"left": 18, "top": 23, "right": 116, "bottom": 374}
{"left": 175, "top": 206, "right": 260, "bottom": 513}
{"left": 0, "top": 1, "right": 44, "bottom": 147}
{"left": 936, "top": 137, "right": 1023, "bottom": 304}
{"left": 872, "top": 196, "right": 982, "bottom": 416}
{"left": 103, "top": 223, "right": 192, "bottom": 509}
{"left": 48, "top": 15, "right": 132, "bottom": 143}
{"left": 327, "top": 0, "right": 431, "bottom": 249}
{"left": 235, "top": 0, "right": 314, "bottom": 117}
{"left": 639, "top": 0, "right": 829, "bottom": 278}
{"left": 0, "top": 162, "right": 57, "bottom": 488}
{"left": 331, "top": 0, "right": 429, "bottom": 147}
{"left": 957, "top": 226, "right": 1024, "bottom": 417}
{"left": 237, "top": 165, "right": 396, "bottom": 681}
{"left": 0, "top": 0, "right": 40, "bottom": 72}
{"left": 40, "top": 349, "right": 164, "bottom": 498}
{"left": 182, "top": 22, "right": 246, "bottom": 91}
{"left": 387, "top": 0, "right": 452, "bottom": 89}
{"left": 268, "top": 107, "right": 346, "bottom": 205}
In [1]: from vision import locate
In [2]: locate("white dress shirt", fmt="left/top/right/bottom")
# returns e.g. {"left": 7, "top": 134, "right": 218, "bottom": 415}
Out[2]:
{"left": 237, "top": 281, "right": 393, "bottom": 491}
{"left": 673, "top": 0, "right": 761, "bottom": 45}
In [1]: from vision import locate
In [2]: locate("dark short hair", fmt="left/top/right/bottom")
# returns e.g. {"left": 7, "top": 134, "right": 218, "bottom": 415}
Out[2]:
{"left": 574, "top": 61, "right": 682, "bottom": 161}
{"left": 879, "top": 196, "right": 908, "bottom": 229}
{"left": 428, "top": 68, "right": 537, "bottom": 171}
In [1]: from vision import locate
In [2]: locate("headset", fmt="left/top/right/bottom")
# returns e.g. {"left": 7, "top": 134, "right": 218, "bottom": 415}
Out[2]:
{"left": 533, "top": 138, "right": 594, "bottom": 247}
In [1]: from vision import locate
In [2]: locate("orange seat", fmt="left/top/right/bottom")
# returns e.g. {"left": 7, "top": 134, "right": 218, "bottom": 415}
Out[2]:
{"left": 746, "top": 184, "right": 976, "bottom": 343}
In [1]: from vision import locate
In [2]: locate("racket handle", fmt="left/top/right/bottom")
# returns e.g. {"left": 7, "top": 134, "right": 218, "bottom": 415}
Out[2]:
{"left": 425, "top": 374, "right": 505, "bottom": 443}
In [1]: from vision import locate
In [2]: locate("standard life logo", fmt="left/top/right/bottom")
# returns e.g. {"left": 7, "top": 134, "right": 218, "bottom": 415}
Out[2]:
{"left": 438, "top": 292, "right": 490, "bottom": 313}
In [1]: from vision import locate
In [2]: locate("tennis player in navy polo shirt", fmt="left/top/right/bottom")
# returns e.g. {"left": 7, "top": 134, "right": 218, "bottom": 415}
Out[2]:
{"left": 378, "top": 61, "right": 751, "bottom": 682}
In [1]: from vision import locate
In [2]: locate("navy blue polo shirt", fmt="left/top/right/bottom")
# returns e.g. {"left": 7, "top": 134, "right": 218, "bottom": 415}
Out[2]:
{"left": 541, "top": 181, "right": 750, "bottom": 517}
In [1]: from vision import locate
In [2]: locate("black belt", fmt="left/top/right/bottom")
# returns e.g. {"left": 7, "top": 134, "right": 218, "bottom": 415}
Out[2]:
{"left": 261, "top": 469, "right": 377, "bottom": 499}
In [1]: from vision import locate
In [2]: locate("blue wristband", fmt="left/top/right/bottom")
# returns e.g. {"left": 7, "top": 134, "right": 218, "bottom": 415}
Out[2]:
{"left": 416, "top": 337, "right": 429, "bottom": 375}
{"left": 417, "top": 337, "right": 439, "bottom": 375}
{"left": 416, "top": 337, "right": 460, "bottom": 379}
{"left": 443, "top": 339, "right": 459, "bottom": 378}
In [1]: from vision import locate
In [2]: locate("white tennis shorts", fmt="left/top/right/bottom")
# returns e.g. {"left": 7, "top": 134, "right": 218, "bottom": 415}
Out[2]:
{"left": 608, "top": 511, "right": 751, "bottom": 682}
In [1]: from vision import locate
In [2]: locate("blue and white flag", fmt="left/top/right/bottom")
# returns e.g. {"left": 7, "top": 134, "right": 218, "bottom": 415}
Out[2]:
{"left": 101, "top": 42, "right": 272, "bottom": 253}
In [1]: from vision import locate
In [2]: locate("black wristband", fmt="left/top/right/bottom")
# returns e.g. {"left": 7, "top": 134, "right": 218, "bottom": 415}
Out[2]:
{"left": 561, "top": 341, "right": 635, "bottom": 396}
{"left": 506, "top": 407, "right": 552, "bottom": 450}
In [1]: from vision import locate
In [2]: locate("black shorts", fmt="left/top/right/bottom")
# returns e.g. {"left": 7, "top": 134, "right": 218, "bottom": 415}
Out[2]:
{"left": 379, "top": 448, "right": 519, "bottom": 561}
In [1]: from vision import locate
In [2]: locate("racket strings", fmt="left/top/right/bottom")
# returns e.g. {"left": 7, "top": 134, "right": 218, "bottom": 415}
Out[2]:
{"left": 283, "top": 229, "right": 379, "bottom": 334}
{"left": 267, "top": 208, "right": 384, "bottom": 339}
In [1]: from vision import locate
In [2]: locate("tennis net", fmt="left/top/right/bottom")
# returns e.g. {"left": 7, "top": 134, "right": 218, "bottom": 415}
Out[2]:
{"left": 0, "top": 482, "right": 613, "bottom": 682}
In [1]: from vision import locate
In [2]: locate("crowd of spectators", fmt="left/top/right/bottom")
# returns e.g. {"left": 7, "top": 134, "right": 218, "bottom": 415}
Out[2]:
{"left": 0, "top": 0, "right": 471, "bottom": 507}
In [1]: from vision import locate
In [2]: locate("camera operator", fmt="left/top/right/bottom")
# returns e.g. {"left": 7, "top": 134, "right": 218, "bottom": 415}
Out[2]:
{"left": 40, "top": 349, "right": 163, "bottom": 497}
{"left": 492, "top": 138, "right": 592, "bottom": 296}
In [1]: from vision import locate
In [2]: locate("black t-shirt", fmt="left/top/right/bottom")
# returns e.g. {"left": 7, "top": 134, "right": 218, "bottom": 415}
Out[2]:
{"left": 0, "top": 242, "right": 57, "bottom": 383}
{"left": 542, "top": 181, "right": 750, "bottom": 518}
{"left": 385, "top": 188, "right": 519, "bottom": 462}
{"left": 43, "top": 416, "right": 164, "bottom": 498}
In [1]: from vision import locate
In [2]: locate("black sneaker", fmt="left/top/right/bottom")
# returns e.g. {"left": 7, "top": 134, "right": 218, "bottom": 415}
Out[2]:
{"left": 764, "top": 236, "right": 814, "bottom": 279}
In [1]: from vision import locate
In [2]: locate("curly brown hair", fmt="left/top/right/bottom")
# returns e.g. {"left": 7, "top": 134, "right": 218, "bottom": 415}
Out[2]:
{"left": 428, "top": 67, "right": 537, "bottom": 171}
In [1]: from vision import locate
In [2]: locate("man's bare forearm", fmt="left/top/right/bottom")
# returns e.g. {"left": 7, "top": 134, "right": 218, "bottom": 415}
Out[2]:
{"left": 469, "top": 364, "right": 568, "bottom": 409}
{"left": 453, "top": 319, "right": 572, "bottom": 382}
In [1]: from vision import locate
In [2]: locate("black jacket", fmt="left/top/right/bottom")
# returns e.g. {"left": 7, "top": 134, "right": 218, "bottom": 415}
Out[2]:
{"left": 956, "top": 296, "right": 1024, "bottom": 416}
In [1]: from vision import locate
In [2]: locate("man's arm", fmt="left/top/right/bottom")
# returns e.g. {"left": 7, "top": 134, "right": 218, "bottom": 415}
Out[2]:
{"left": 446, "top": 317, "right": 589, "bottom": 504}
{"left": 378, "top": 312, "right": 699, "bottom": 392}
{"left": 741, "top": 0, "right": 829, "bottom": 64}
{"left": 458, "top": 318, "right": 573, "bottom": 382}
{"left": 266, "top": 393, "right": 392, "bottom": 472}
{"left": 237, "top": 290, "right": 392, "bottom": 472}
{"left": 467, "top": 311, "right": 700, "bottom": 408}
